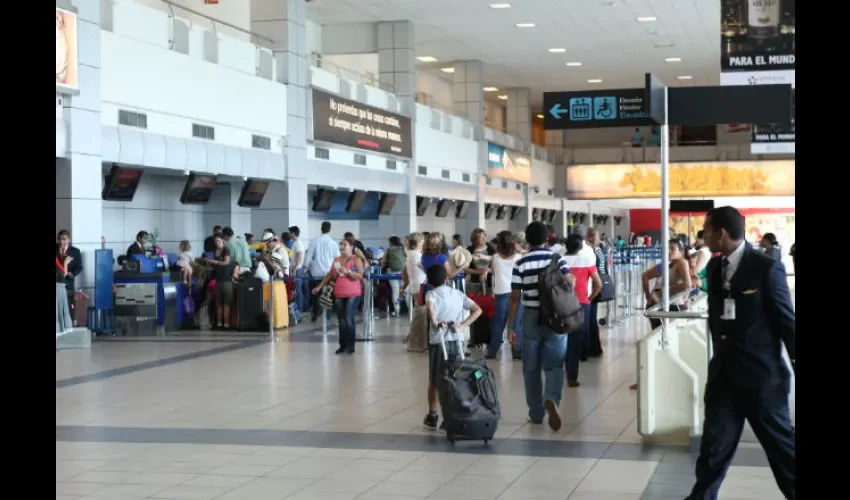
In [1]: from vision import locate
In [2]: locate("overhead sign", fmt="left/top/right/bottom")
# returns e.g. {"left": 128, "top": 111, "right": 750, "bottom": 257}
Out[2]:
{"left": 311, "top": 88, "right": 413, "bottom": 159}
{"left": 543, "top": 88, "right": 653, "bottom": 130}
{"left": 565, "top": 161, "right": 795, "bottom": 200}
{"left": 487, "top": 143, "right": 531, "bottom": 184}
{"left": 56, "top": 8, "right": 79, "bottom": 94}
{"left": 720, "top": 0, "right": 795, "bottom": 74}
{"left": 667, "top": 84, "right": 792, "bottom": 127}
{"left": 751, "top": 88, "right": 794, "bottom": 154}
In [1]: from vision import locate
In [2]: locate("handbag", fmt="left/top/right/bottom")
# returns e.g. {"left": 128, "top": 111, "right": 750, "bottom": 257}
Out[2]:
{"left": 318, "top": 256, "right": 355, "bottom": 309}
{"left": 594, "top": 273, "right": 615, "bottom": 303}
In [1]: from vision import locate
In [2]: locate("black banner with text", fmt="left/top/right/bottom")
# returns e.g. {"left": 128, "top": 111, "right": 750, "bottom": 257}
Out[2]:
{"left": 721, "top": 0, "right": 795, "bottom": 72}
{"left": 311, "top": 88, "right": 412, "bottom": 159}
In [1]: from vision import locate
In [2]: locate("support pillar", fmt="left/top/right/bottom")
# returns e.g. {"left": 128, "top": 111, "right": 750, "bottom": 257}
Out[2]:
{"left": 56, "top": 0, "right": 102, "bottom": 298}
{"left": 506, "top": 87, "right": 532, "bottom": 143}
{"left": 251, "top": 0, "right": 310, "bottom": 237}
{"left": 453, "top": 60, "right": 484, "bottom": 123}
{"left": 377, "top": 21, "right": 416, "bottom": 112}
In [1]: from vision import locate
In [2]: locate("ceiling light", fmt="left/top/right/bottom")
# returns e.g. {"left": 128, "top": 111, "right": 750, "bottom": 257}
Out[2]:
{"left": 497, "top": 95, "right": 508, "bottom": 100}
{"left": 665, "top": 57, "right": 682, "bottom": 62}
{"left": 416, "top": 56, "right": 437, "bottom": 62}
{"left": 587, "top": 79, "right": 602, "bottom": 83}
{"left": 483, "top": 87, "right": 499, "bottom": 92}
{"left": 677, "top": 75, "right": 693, "bottom": 80}
{"left": 636, "top": 16, "right": 657, "bottom": 22}
{"left": 548, "top": 48, "right": 567, "bottom": 53}
{"left": 515, "top": 23, "right": 535, "bottom": 28}
{"left": 441, "top": 67, "right": 455, "bottom": 73}
{"left": 565, "top": 62, "right": 582, "bottom": 67}
{"left": 489, "top": 3, "right": 512, "bottom": 8}
{"left": 536, "top": 113, "right": 544, "bottom": 118}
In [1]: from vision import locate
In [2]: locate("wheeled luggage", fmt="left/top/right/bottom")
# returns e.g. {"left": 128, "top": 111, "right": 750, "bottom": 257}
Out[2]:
{"left": 263, "top": 280, "right": 289, "bottom": 330}
{"left": 436, "top": 330, "right": 501, "bottom": 445}
{"left": 236, "top": 277, "right": 266, "bottom": 331}
{"left": 73, "top": 291, "right": 88, "bottom": 327}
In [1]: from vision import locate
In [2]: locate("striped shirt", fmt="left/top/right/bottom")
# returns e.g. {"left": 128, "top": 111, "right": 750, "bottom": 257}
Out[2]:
{"left": 511, "top": 247, "right": 572, "bottom": 309}
{"left": 593, "top": 246, "right": 608, "bottom": 275}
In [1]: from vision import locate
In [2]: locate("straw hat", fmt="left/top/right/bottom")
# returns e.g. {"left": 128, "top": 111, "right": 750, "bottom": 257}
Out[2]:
{"left": 449, "top": 246, "right": 473, "bottom": 270}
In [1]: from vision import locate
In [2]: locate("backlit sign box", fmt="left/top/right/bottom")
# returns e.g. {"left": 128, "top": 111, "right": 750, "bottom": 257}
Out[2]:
{"left": 543, "top": 88, "right": 655, "bottom": 130}
{"left": 311, "top": 88, "right": 413, "bottom": 159}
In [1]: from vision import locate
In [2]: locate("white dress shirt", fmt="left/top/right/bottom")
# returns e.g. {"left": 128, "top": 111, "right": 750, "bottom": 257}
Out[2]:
{"left": 304, "top": 234, "right": 340, "bottom": 277}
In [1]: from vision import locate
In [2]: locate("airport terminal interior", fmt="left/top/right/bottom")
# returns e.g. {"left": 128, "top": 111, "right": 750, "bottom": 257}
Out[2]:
{"left": 56, "top": 0, "right": 796, "bottom": 499}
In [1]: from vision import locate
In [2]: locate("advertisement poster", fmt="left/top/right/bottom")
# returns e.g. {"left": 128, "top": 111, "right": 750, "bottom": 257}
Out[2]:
{"left": 720, "top": 0, "right": 795, "bottom": 73}
{"left": 720, "top": 71, "right": 795, "bottom": 154}
{"left": 56, "top": 8, "right": 78, "bottom": 93}
{"left": 311, "top": 88, "right": 412, "bottom": 159}
{"left": 543, "top": 88, "right": 653, "bottom": 130}
{"left": 565, "top": 161, "right": 795, "bottom": 200}
{"left": 487, "top": 142, "right": 531, "bottom": 184}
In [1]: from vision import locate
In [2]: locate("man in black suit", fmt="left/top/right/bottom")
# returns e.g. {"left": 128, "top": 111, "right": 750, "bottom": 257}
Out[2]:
{"left": 56, "top": 229, "right": 84, "bottom": 320}
{"left": 687, "top": 206, "right": 795, "bottom": 499}
{"left": 126, "top": 231, "right": 149, "bottom": 258}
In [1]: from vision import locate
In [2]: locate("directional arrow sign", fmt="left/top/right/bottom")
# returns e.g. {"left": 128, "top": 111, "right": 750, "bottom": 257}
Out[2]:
{"left": 549, "top": 102, "right": 567, "bottom": 119}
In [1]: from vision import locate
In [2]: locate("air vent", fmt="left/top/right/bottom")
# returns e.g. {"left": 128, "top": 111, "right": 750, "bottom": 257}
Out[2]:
{"left": 547, "top": 189, "right": 554, "bottom": 196}
{"left": 251, "top": 134, "right": 271, "bottom": 150}
{"left": 315, "top": 147, "right": 330, "bottom": 159}
{"left": 354, "top": 154, "right": 366, "bottom": 165}
{"left": 192, "top": 123, "right": 215, "bottom": 140}
{"left": 418, "top": 165, "right": 427, "bottom": 175}
{"left": 462, "top": 173, "right": 471, "bottom": 182}
{"left": 386, "top": 160, "right": 397, "bottom": 170}
{"left": 441, "top": 169, "right": 450, "bottom": 179}
{"left": 118, "top": 110, "right": 147, "bottom": 129}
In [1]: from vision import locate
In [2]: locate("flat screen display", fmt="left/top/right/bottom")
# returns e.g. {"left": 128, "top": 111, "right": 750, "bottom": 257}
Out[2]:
{"left": 670, "top": 200, "right": 714, "bottom": 213}
{"left": 180, "top": 174, "right": 217, "bottom": 204}
{"left": 484, "top": 203, "right": 497, "bottom": 219}
{"left": 510, "top": 206, "right": 524, "bottom": 220}
{"left": 378, "top": 193, "right": 397, "bottom": 215}
{"left": 416, "top": 196, "right": 431, "bottom": 216}
{"left": 455, "top": 201, "right": 469, "bottom": 219}
{"left": 312, "top": 189, "right": 335, "bottom": 212}
{"left": 532, "top": 208, "right": 541, "bottom": 221}
{"left": 435, "top": 200, "right": 454, "bottom": 218}
{"left": 237, "top": 179, "right": 269, "bottom": 208}
{"left": 346, "top": 191, "right": 367, "bottom": 212}
{"left": 102, "top": 165, "right": 144, "bottom": 201}
{"left": 496, "top": 205, "right": 508, "bottom": 220}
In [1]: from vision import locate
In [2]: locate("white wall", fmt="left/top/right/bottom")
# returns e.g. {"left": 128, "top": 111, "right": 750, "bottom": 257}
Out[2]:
{"left": 484, "top": 101, "right": 505, "bottom": 131}
{"left": 306, "top": 19, "right": 322, "bottom": 56}
{"left": 133, "top": 0, "right": 251, "bottom": 42}
{"left": 322, "top": 53, "right": 379, "bottom": 81}
{"left": 100, "top": 173, "right": 243, "bottom": 259}
{"left": 416, "top": 202, "right": 459, "bottom": 238}
{"left": 416, "top": 72, "right": 453, "bottom": 109}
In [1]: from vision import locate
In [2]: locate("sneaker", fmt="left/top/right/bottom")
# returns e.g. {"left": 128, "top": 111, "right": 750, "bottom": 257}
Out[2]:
{"left": 544, "top": 399, "right": 562, "bottom": 431}
{"left": 527, "top": 418, "right": 543, "bottom": 425}
{"left": 423, "top": 412, "right": 439, "bottom": 430}
{"left": 335, "top": 347, "right": 346, "bottom": 355}
{"left": 567, "top": 380, "right": 580, "bottom": 388}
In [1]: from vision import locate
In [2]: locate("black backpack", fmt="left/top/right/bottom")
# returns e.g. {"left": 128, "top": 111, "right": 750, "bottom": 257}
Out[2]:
{"left": 537, "top": 255, "right": 584, "bottom": 334}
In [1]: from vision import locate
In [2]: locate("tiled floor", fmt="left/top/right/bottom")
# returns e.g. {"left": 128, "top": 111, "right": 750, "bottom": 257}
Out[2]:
{"left": 57, "top": 302, "right": 790, "bottom": 499}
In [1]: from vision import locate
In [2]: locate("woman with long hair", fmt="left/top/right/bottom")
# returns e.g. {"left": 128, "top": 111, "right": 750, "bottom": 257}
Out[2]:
{"left": 585, "top": 228, "right": 607, "bottom": 358}
{"left": 563, "top": 233, "right": 603, "bottom": 387}
{"left": 760, "top": 232, "right": 782, "bottom": 261}
{"left": 381, "top": 235, "right": 406, "bottom": 317}
{"left": 466, "top": 228, "right": 494, "bottom": 294}
{"left": 488, "top": 231, "right": 523, "bottom": 359}
{"left": 419, "top": 232, "right": 461, "bottom": 303}
{"left": 312, "top": 235, "right": 366, "bottom": 354}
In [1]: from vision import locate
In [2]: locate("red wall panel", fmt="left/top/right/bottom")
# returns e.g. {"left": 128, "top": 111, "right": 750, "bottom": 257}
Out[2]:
{"left": 629, "top": 207, "right": 795, "bottom": 233}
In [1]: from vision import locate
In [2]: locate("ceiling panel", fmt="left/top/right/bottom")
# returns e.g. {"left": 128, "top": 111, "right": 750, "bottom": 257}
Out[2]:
{"left": 307, "top": 0, "right": 721, "bottom": 108}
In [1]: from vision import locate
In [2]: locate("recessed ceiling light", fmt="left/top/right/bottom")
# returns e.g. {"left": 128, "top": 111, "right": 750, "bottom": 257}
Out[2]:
{"left": 565, "top": 62, "right": 582, "bottom": 67}
{"left": 497, "top": 94, "right": 508, "bottom": 100}
{"left": 536, "top": 113, "right": 544, "bottom": 119}
{"left": 489, "top": 3, "right": 512, "bottom": 8}
{"left": 548, "top": 48, "right": 567, "bottom": 53}
{"left": 636, "top": 16, "right": 657, "bottom": 23}
{"left": 587, "top": 79, "right": 603, "bottom": 83}
{"left": 416, "top": 56, "right": 437, "bottom": 62}
{"left": 515, "top": 23, "right": 535, "bottom": 28}
{"left": 483, "top": 87, "right": 499, "bottom": 92}
{"left": 665, "top": 57, "right": 682, "bottom": 62}
{"left": 677, "top": 75, "right": 693, "bottom": 80}
{"left": 441, "top": 67, "right": 455, "bottom": 73}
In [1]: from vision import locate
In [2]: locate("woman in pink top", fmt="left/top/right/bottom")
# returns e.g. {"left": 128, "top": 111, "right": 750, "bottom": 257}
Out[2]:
{"left": 563, "top": 233, "right": 603, "bottom": 387}
{"left": 312, "top": 235, "right": 365, "bottom": 354}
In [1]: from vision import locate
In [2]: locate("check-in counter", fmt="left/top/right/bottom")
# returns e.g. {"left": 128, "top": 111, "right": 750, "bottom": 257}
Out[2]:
{"left": 113, "top": 270, "right": 186, "bottom": 333}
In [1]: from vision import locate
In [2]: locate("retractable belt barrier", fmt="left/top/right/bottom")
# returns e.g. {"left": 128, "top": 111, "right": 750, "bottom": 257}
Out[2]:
{"left": 603, "top": 247, "right": 663, "bottom": 327}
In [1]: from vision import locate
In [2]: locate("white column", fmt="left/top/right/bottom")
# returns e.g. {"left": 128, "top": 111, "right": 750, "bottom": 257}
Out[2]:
{"left": 377, "top": 21, "right": 416, "bottom": 112}
{"left": 453, "top": 60, "right": 484, "bottom": 123}
{"left": 56, "top": 0, "right": 102, "bottom": 298}
{"left": 524, "top": 186, "right": 533, "bottom": 227}
{"left": 251, "top": 0, "right": 310, "bottom": 238}
{"left": 506, "top": 87, "right": 532, "bottom": 142}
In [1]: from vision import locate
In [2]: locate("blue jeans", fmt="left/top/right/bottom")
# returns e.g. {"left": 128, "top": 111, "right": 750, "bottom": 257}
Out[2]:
{"left": 334, "top": 296, "right": 361, "bottom": 349}
{"left": 521, "top": 308, "right": 568, "bottom": 422}
{"left": 295, "top": 268, "right": 310, "bottom": 313}
{"left": 565, "top": 303, "right": 591, "bottom": 382}
{"left": 489, "top": 293, "right": 522, "bottom": 357}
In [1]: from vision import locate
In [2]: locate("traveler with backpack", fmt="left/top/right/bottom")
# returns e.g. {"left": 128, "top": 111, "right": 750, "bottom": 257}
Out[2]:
{"left": 506, "top": 222, "right": 577, "bottom": 431}
{"left": 381, "top": 235, "right": 407, "bottom": 317}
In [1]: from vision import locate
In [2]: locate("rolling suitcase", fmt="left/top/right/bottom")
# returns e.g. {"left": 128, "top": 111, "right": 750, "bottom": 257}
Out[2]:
{"left": 236, "top": 277, "right": 266, "bottom": 331}
{"left": 73, "top": 291, "right": 88, "bottom": 327}
{"left": 263, "top": 280, "right": 289, "bottom": 331}
{"left": 436, "top": 328, "right": 501, "bottom": 445}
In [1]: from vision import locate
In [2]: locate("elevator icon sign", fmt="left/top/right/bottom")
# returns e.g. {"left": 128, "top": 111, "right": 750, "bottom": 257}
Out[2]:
{"left": 568, "top": 98, "right": 591, "bottom": 121}
{"left": 593, "top": 97, "right": 617, "bottom": 120}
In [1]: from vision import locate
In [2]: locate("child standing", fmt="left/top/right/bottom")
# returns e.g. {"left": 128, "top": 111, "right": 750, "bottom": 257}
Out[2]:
{"left": 423, "top": 265, "right": 482, "bottom": 430}
{"left": 178, "top": 240, "right": 194, "bottom": 286}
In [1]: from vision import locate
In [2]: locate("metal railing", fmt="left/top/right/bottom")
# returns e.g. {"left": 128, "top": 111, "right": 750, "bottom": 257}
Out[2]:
{"left": 310, "top": 53, "right": 396, "bottom": 93}
{"left": 159, "top": 0, "right": 276, "bottom": 47}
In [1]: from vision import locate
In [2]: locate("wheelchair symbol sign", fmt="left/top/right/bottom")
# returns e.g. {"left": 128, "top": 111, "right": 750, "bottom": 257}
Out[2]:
{"left": 593, "top": 97, "right": 617, "bottom": 120}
